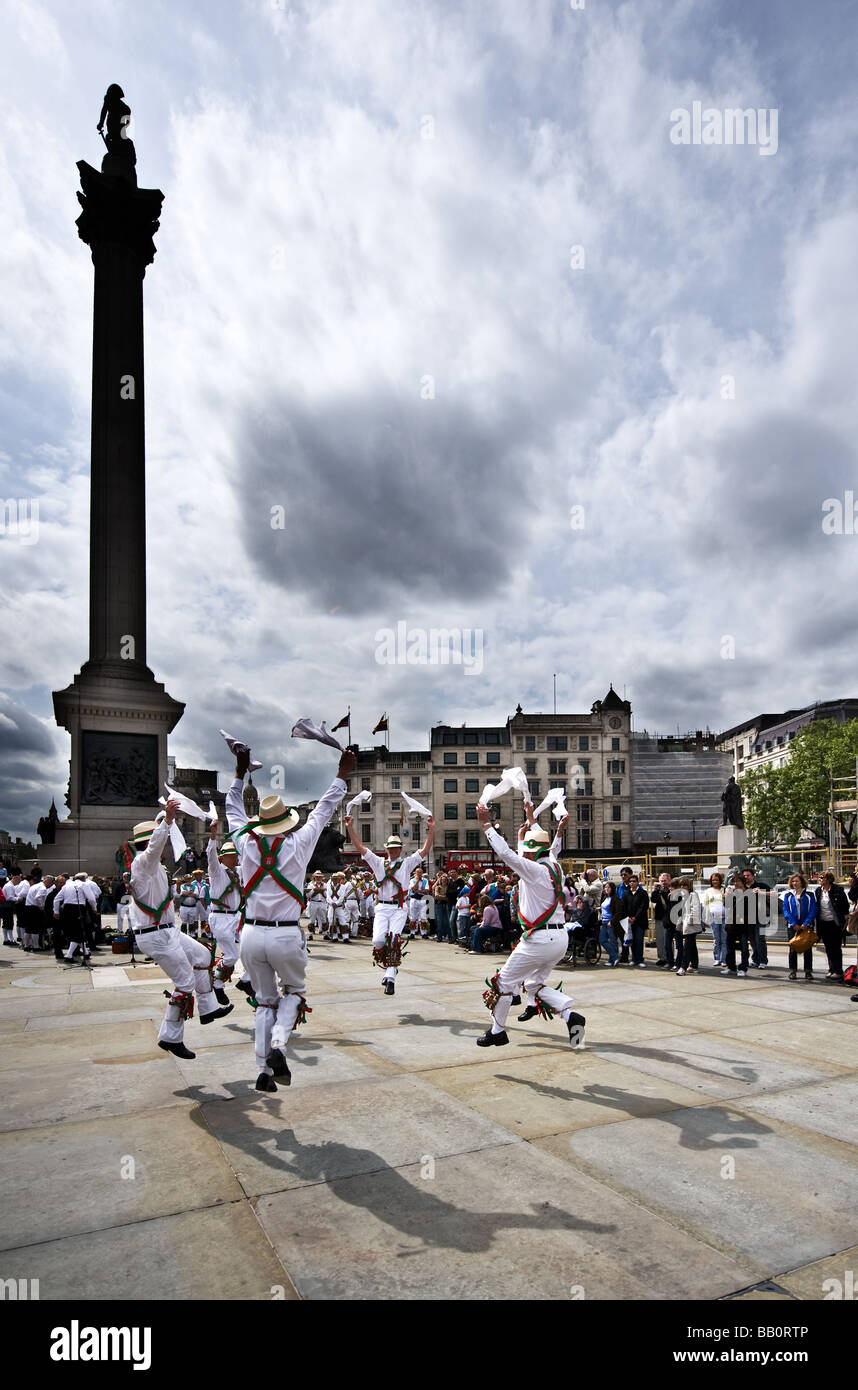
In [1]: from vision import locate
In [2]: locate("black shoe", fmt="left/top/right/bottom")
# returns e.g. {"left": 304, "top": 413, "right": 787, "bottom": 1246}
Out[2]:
{"left": 476, "top": 1028, "right": 508, "bottom": 1047}
{"left": 383, "top": 980, "right": 395, "bottom": 996}
{"left": 266, "top": 1048, "right": 292, "bottom": 1083}
{"left": 158, "top": 1040, "right": 196, "bottom": 1059}
{"left": 255, "top": 1072, "right": 277, "bottom": 1092}
{"left": 851, "top": 994, "right": 858, "bottom": 1003}
{"left": 566, "top": 1011, "right": 586, "bottom": 1048}
{"left": 511, "top": 994, "right": 521, "bottom": 1005}
{"left": 235, "top": 978, "right": 253, "bottom": 996}
{"left": 517, "top": 1005, "right": 539, "bottom": 1022}
{"left": 200, "top": 1003, "right": 234, "bottom": 1025}
{"left": 214, "top": 987, "right": 230, "bottom": 1006}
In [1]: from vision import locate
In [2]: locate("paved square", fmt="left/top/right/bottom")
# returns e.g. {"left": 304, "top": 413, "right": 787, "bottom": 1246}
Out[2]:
{"left": 0, "top": 936, "right": 855, "bottom": 1300}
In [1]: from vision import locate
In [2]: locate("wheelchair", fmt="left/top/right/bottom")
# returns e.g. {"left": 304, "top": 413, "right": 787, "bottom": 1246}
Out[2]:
{"left": 564, "top": 920, "right": 602, "bottom": 967}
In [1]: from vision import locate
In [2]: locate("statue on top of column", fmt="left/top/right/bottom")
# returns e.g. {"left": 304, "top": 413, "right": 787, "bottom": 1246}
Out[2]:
{"left": 97, "top": 84, "right": 137, "bottom": 183}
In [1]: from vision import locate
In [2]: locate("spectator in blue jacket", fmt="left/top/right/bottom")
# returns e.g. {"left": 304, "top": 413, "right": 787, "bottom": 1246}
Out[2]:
{"left": 784, "top": 872, "right": 818, "bottom": 979}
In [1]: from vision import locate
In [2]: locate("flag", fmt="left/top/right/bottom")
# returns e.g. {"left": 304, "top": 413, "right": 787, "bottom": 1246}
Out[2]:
{"left": 331, "top": 713, "right": 350, "bottom": 733}
{"left": 372, "top": 713, "right": 388, "bottom": 735}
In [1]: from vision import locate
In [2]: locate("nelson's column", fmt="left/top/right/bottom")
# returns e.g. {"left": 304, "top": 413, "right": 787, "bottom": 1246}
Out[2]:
{"left": 41, "top": 85, "right": 184, "bottom": 874}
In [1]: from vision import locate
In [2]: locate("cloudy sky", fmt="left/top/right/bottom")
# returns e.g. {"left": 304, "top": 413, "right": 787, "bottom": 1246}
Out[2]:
{"left": 1, "top": 0, "right": 857, "bottom": 839}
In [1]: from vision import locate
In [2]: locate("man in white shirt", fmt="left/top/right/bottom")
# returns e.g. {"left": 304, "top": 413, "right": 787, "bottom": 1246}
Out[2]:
{"left": 343, "top": 871, "right": 361, "bottom": 940}
{"left": 55, "top": 873, "right": 100, "bottom": 964}
{"left": 129, "top": 803, "right": 233, "bottom": 1058}
{"left": 2, "top": 872, "right": 27, "bottom": 946}
{"left": 304, "top": 871, "right": 329, "bottom": 936}
{"left": 476, "top": 805, "right": 585, "bottom": 1049}
{"left": 344, "top": 817, "right": 435, "bottom": 996}
{"left": 206, "top": 827, "right": 243, "bottom": 1006}
{"left": 328, "top": 872, "right": 351, "bottom": 943}
{"left": 23, "top": 876, "right": 51, "bottom": 951}
{"left": 227, "top": 744, "right": 355, "bottom": 1091}
{"left": 407, "top": 869, "right": 430, "bottom": 937}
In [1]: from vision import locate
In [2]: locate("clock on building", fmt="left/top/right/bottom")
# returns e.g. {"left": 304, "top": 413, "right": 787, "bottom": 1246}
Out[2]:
{"left": 608, "top": 717, "right": 622, "bottom": 729}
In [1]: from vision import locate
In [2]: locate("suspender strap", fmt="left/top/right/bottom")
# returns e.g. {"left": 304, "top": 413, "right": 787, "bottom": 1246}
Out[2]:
{"left": 242, "top": 833, "right": 306, "bottom": 910}
{"left": 376, "top": 861, "right": 405, "bottom": 907}
{"left": 211, "top": 868, "right": 241, "bottom": 910}
{"left": 516, "top": 862, "right": 565, "bottom": 938}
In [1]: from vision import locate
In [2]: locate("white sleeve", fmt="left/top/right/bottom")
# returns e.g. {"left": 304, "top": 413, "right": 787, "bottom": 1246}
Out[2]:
{"left": 362, "top": 848, "right": 384, "bottom": 879}
{"left": 484, "top": 827, "right": 540, "bottom": 884}
{"left": 290, "top": 778, "right": 348, "bottom": 858}
{"left": 225, "top": 778, "right": 248, "bottom": 836}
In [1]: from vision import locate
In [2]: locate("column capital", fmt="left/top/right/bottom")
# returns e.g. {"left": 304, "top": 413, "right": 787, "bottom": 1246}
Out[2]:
{"left": 75, "top": 160, "right": 164, "bottom": 270}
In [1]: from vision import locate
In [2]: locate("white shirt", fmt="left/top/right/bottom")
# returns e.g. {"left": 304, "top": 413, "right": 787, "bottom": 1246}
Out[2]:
{"left": 226, "top": 777, "right": 347, "bottom": 922}
{"left": 485, "top": 827, "right": 565, "bottom": 926}
{"left": 25, "top": 882, "right": 48, "bottom": 908}
{"left": 129, "top": 822, "right": 177, "bottom": 930}
{"left": 54, "top": 879, "right": 98, "bottom": 913}
{"left": 819, "top": 891, "right": 835, "bottom": 921}
{"left": 362, "top": 849, "right": 423, "bottom": 904}
{"left": 207, "top": 840, "right": 242, "bottom": 912}
{"left": 3, "top": 880, "right": 27, "bottom": 903}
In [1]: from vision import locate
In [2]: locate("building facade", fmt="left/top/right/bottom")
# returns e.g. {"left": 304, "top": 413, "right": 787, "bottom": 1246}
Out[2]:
{"left": 717, "top": 699, "right": 858, "bottom": 780}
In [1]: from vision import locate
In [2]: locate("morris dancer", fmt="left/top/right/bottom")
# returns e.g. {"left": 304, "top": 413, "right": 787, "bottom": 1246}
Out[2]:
{"left": 344, "top": 871, "right": 361, "bottom": 941}
{"left": 344, "top": 818, "right": 435, "bottom": 996}
{"left": 475, "top": 804, "right": 585, "bottom": 1049}
{"left": 305, "top": 870, "right": 329, "bottom": 937}
{"left": 129, "top": 802, "right": 233, "bottom": 1059}
{"left": 407, "top": 867, "right": 430, "bottom": 938}
{"left": 207, "top": 825, "right": 243, "bottom": 1006}
{"left": 226, "top": 744, "right": 355, "bottom": 1092}
{"left": 328, "top": 871, "right": 351, "bottom": 943}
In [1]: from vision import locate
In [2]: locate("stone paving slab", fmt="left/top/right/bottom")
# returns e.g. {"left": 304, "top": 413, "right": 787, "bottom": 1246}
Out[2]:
{"left": 584, "top": 1030, "right": 848, "bottom": 1099}
{"left": 421, "top": 1052, "right": 709, "bottom": 1139}
{"left": 200, "top": 1073, "right": 521, "bottom": 1197}
{"left": 171, "top": 1037, "right": 384, "bottom": 1102}
{"left": 254, "top": 1142, "right": 760, "bottom": 1301}
{"left": 0, "top": 1019, "right": 162, "bottom": 1071}
{"left": 0, "top": 1108, "right": 244, "bottom": 1250}
{"left": 739, "top": 1077, "right": 858, "bottom": 1148}
{"left": 1, "top": 1201, "right": 296, "bottom": 1301}
{"left": 0, "top": 1055, "right": 193, "bottom": 1134}
{"left": 720, "top": 1015, "right": 858, "bottom": 1059}
{"left": 538, "top": 1107, "right": 858, "bottom": 1271}
{"left": 610, "top": 995, "right": 798, "bottom": 1032}
{"left": 777, "top": 1245, "right": 858, "bottom": 1300}
{"left": 722, "top": 987, "right": 857, "bottom": 1016}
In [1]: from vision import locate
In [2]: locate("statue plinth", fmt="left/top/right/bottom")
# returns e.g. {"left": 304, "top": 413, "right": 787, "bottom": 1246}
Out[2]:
{"left": 716, "top": 822, "right": 748, "bottom": 870}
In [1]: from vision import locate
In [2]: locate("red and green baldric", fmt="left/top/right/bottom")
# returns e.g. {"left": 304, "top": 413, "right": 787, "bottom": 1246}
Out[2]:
{"left": 516, "top": 860, "right": 565, "bottom": 938}
{"left": 376, "top": 860, "right": 405, "bottom": 907}
{"left": 210, "top": 867, "right": 241, "bottom": 911}
{"left": 132, "top": 890, "right": 172, "bottom": 927}
{"left": 240, "top": 831, "right": 306, "bottom": 912}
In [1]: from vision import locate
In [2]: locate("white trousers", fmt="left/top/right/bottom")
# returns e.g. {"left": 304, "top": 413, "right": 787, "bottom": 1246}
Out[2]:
{"left": 373, "top": 902, "right": 407, "bottom": 982}
{"left": 307, "top": 901, "right": 327, "bottom": 930}
{"left": 490, "top": 927, "right": 574, "bottom": 1033}
{"left": 408, "top": 898, "right": 428, "bottom": 924}
{"left": 239, "top": 924, "right": 307, "bottom": 1075}
{"left": 209, "top": 909, "right": 241, "bottom": 977}
{"left": 140, "top": 925, "right": 219, "bottom": 1043}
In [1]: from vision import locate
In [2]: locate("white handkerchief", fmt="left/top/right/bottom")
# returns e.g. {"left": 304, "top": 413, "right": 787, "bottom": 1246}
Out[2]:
{"left": 401, "top": 790, "right": 433, "bottom": 819}
{"left": 479, "top": 766, "right": 532, "bottom": 806}
{"left": 155, "top": 809, "right": 188, "bottom": 859}
{"left": 219, "top": 729, "right": 263, "bottom": 771}
{"left": 290, "top": 717, "right": 343, "bottom": 751}
{"left": 163, "top": 784, "right": 210, "bottom": 822}
{"left": 346, "top": 790, "right": 372, "bottom": 817}
{"left": 208, "top": 801, "right": 218, "bottom": 824}
{"left": 532, "top": 787, "right": 567, "bottom": 822}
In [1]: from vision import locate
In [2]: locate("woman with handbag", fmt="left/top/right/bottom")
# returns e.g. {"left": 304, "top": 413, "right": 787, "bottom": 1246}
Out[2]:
{"left": 784, "top": 872, "right": 818, "bottom": 980}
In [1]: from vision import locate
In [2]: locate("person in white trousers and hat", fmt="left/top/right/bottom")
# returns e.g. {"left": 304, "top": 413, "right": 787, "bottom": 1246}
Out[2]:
{"left": 475, "top": 804, "right": 585, "bottom": 1049}
{"left": 129, "top": 802, "right": 233, "bottom": 1059}
{"left": 226, "top": 744, "right": 355, "bottom": 1092}
{"left": 206, "top": 825, "right": 243, "bottom": 1005}
{"left": 344, "top": 817, "right": 435, "bottom": 995}
{"left": 305, "top": 871, "right": 329, "bottom": 936}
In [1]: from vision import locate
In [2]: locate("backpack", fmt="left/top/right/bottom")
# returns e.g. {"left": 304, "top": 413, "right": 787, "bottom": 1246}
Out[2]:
{"left": 843, "top": 964, "right": 858, "bottom": 986}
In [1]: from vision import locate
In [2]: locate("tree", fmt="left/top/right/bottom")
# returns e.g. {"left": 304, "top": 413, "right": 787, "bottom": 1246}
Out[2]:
{"left": 740, "top": 719, "right": 858, "bottom": 847}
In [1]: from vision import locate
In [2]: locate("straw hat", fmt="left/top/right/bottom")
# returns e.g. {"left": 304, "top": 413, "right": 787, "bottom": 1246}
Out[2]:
{"left": 384, "top": 834, "right": 403, "bottom": 850}
{"left": 130, "top": 819, "right": 157, "bottom": 847}
{"left": 218, "top": 841, "right": 238, "bottom": 858}
{"left": 256, "top": 795, "right": 300, "bottom": 835}
{"left": 521, "top": 826, "right": 550, "bottom": 857}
